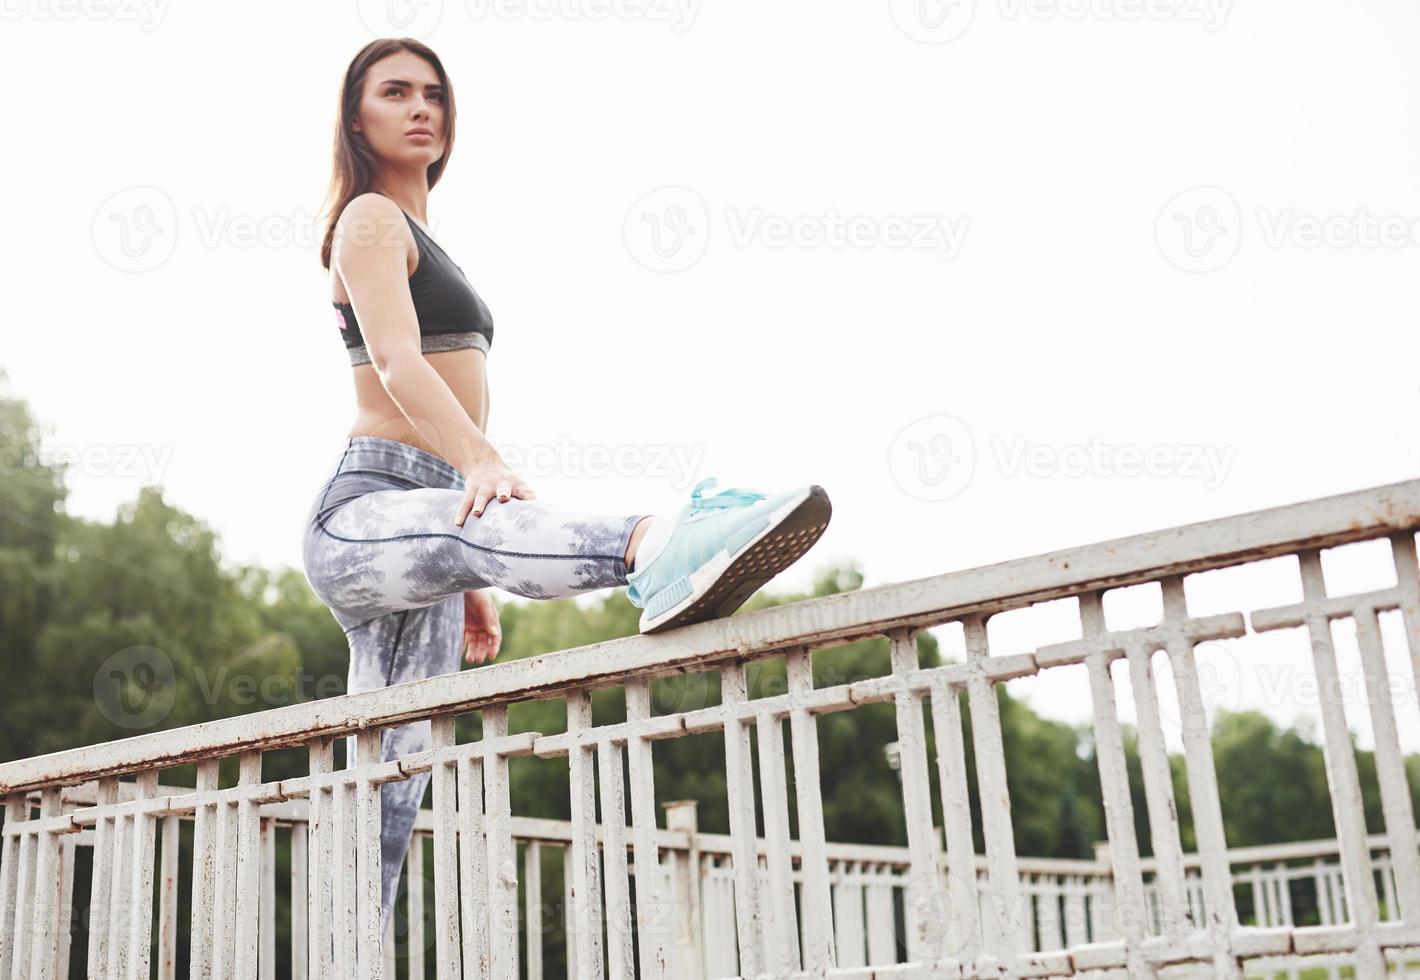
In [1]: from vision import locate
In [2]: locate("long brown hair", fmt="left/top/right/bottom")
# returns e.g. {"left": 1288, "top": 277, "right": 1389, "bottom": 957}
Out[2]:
{"left": 318, "top": 38, "right": 457, "bottom": 270}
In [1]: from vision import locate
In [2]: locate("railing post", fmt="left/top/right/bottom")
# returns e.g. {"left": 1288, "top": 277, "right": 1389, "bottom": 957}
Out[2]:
{"left": 291, "top": 808, "right": 309, "bottom": 980}
{"left": 719, "top": 662, "right": 766, "bottom": 977}
{"left": 662, "top": 800, "right": 703, "bottom": 979}
{"left": 157, "top": 814, "right": 180, "bottom": 980}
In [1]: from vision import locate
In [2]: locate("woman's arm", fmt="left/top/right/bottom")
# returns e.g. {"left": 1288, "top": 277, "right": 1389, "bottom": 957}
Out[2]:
{"left": 334, "top": 193, "right": 495, "bottom": 474}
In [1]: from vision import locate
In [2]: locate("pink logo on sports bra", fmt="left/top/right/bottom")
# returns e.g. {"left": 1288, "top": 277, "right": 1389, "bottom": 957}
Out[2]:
{"left": 334, "top": 308, "right": 348, "bottom": 331}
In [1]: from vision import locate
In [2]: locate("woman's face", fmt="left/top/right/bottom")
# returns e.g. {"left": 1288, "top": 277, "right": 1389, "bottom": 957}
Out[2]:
{"left": 354, "top": 50, "right": 447, "bottom": 168}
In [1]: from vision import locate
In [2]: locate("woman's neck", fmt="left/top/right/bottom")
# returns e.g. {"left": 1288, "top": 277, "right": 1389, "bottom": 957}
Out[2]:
{"left": 374, "top": 178, "right": 430, "bottom": 225}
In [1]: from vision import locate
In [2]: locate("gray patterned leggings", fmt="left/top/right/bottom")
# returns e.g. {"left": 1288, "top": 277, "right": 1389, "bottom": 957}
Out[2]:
{"left": 300, "top": 435, "right": 648, "bottom": 944}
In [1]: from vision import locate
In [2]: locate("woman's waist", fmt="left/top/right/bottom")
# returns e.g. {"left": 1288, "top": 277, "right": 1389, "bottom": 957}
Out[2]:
{"left": 321, "top": 433, "right": 466, "bottom": 492}
{"left": 349, "top": 359, "right": 487, "bottom": 424}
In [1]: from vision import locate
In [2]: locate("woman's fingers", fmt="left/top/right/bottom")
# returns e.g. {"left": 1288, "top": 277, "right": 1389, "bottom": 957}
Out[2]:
{"left": 458, "top": 481, "right": 536, "bottom": 525}
{"left": 455, "top": 490, "right": 484, "bottom": 525}
{"left": 463, "top": 631, "right": 502, "bottom": 665}
{"left": 474, "top": 483, "right": 523, "bottom": 516}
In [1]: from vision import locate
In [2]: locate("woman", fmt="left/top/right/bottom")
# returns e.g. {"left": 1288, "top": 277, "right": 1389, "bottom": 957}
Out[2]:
{"left": 300, "top": 37, "right": 831, "bottom": 943}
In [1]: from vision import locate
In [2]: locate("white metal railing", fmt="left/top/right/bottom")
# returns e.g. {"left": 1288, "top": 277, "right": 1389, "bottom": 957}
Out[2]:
{"left": 5, "top": 780, "right": 1419, "bottom": 978}
{"left": 3, "top": 477, "right": 1420, "bottom": 977}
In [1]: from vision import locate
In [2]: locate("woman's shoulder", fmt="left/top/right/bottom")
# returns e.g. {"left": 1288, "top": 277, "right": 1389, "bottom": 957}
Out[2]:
{"left": 332, "top": 192, "right": 414, "bottom": 264}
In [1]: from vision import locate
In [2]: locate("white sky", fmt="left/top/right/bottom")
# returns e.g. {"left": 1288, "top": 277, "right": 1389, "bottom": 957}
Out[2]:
{"left": 4, "top": 0, "right": 1419, "bottom": 750}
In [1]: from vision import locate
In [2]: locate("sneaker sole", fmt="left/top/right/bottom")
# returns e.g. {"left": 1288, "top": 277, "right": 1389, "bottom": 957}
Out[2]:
{"left": 637, "top": 484, "right": 832, "bottom": 634}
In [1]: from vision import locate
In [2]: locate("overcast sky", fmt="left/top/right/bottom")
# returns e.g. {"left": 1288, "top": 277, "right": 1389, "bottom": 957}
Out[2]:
{"left": 4, "top": 0, "right": 1418, "bottom": 751}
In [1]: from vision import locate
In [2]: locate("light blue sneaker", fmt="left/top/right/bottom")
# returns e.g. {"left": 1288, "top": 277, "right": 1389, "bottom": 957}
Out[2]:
{"left": 625, "top": 476, "right": 832, "bottom": 634}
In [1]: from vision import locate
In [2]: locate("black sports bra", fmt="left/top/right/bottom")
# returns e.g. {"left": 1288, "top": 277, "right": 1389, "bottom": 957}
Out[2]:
{"left": 333, "top": 208, "right": 494, "bottom": 366}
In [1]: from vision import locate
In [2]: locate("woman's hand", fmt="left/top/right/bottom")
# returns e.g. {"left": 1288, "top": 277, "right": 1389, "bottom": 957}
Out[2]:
{"left": 463, "top": 589, "right": 503, "bottom": 665}
{"left": 455, "top": 453, "right": 537, "bottom": 526}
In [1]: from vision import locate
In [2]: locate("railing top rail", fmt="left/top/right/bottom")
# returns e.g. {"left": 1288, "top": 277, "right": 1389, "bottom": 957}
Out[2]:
{"left": 3, "top": 476, "right": 1417, "bottom": 795}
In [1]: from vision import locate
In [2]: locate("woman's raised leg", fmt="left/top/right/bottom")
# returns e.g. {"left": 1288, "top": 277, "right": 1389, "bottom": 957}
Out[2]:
{"left": 306, "top": 484, "right": 651, "bottom": 626}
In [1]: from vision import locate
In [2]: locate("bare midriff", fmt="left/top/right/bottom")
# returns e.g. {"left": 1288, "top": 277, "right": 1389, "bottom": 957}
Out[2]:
{"left": 334, "top": 234, "right": 490, "bottom": 470}
{"left": 344, "top": 347, "right": 489, "bottom": 468}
